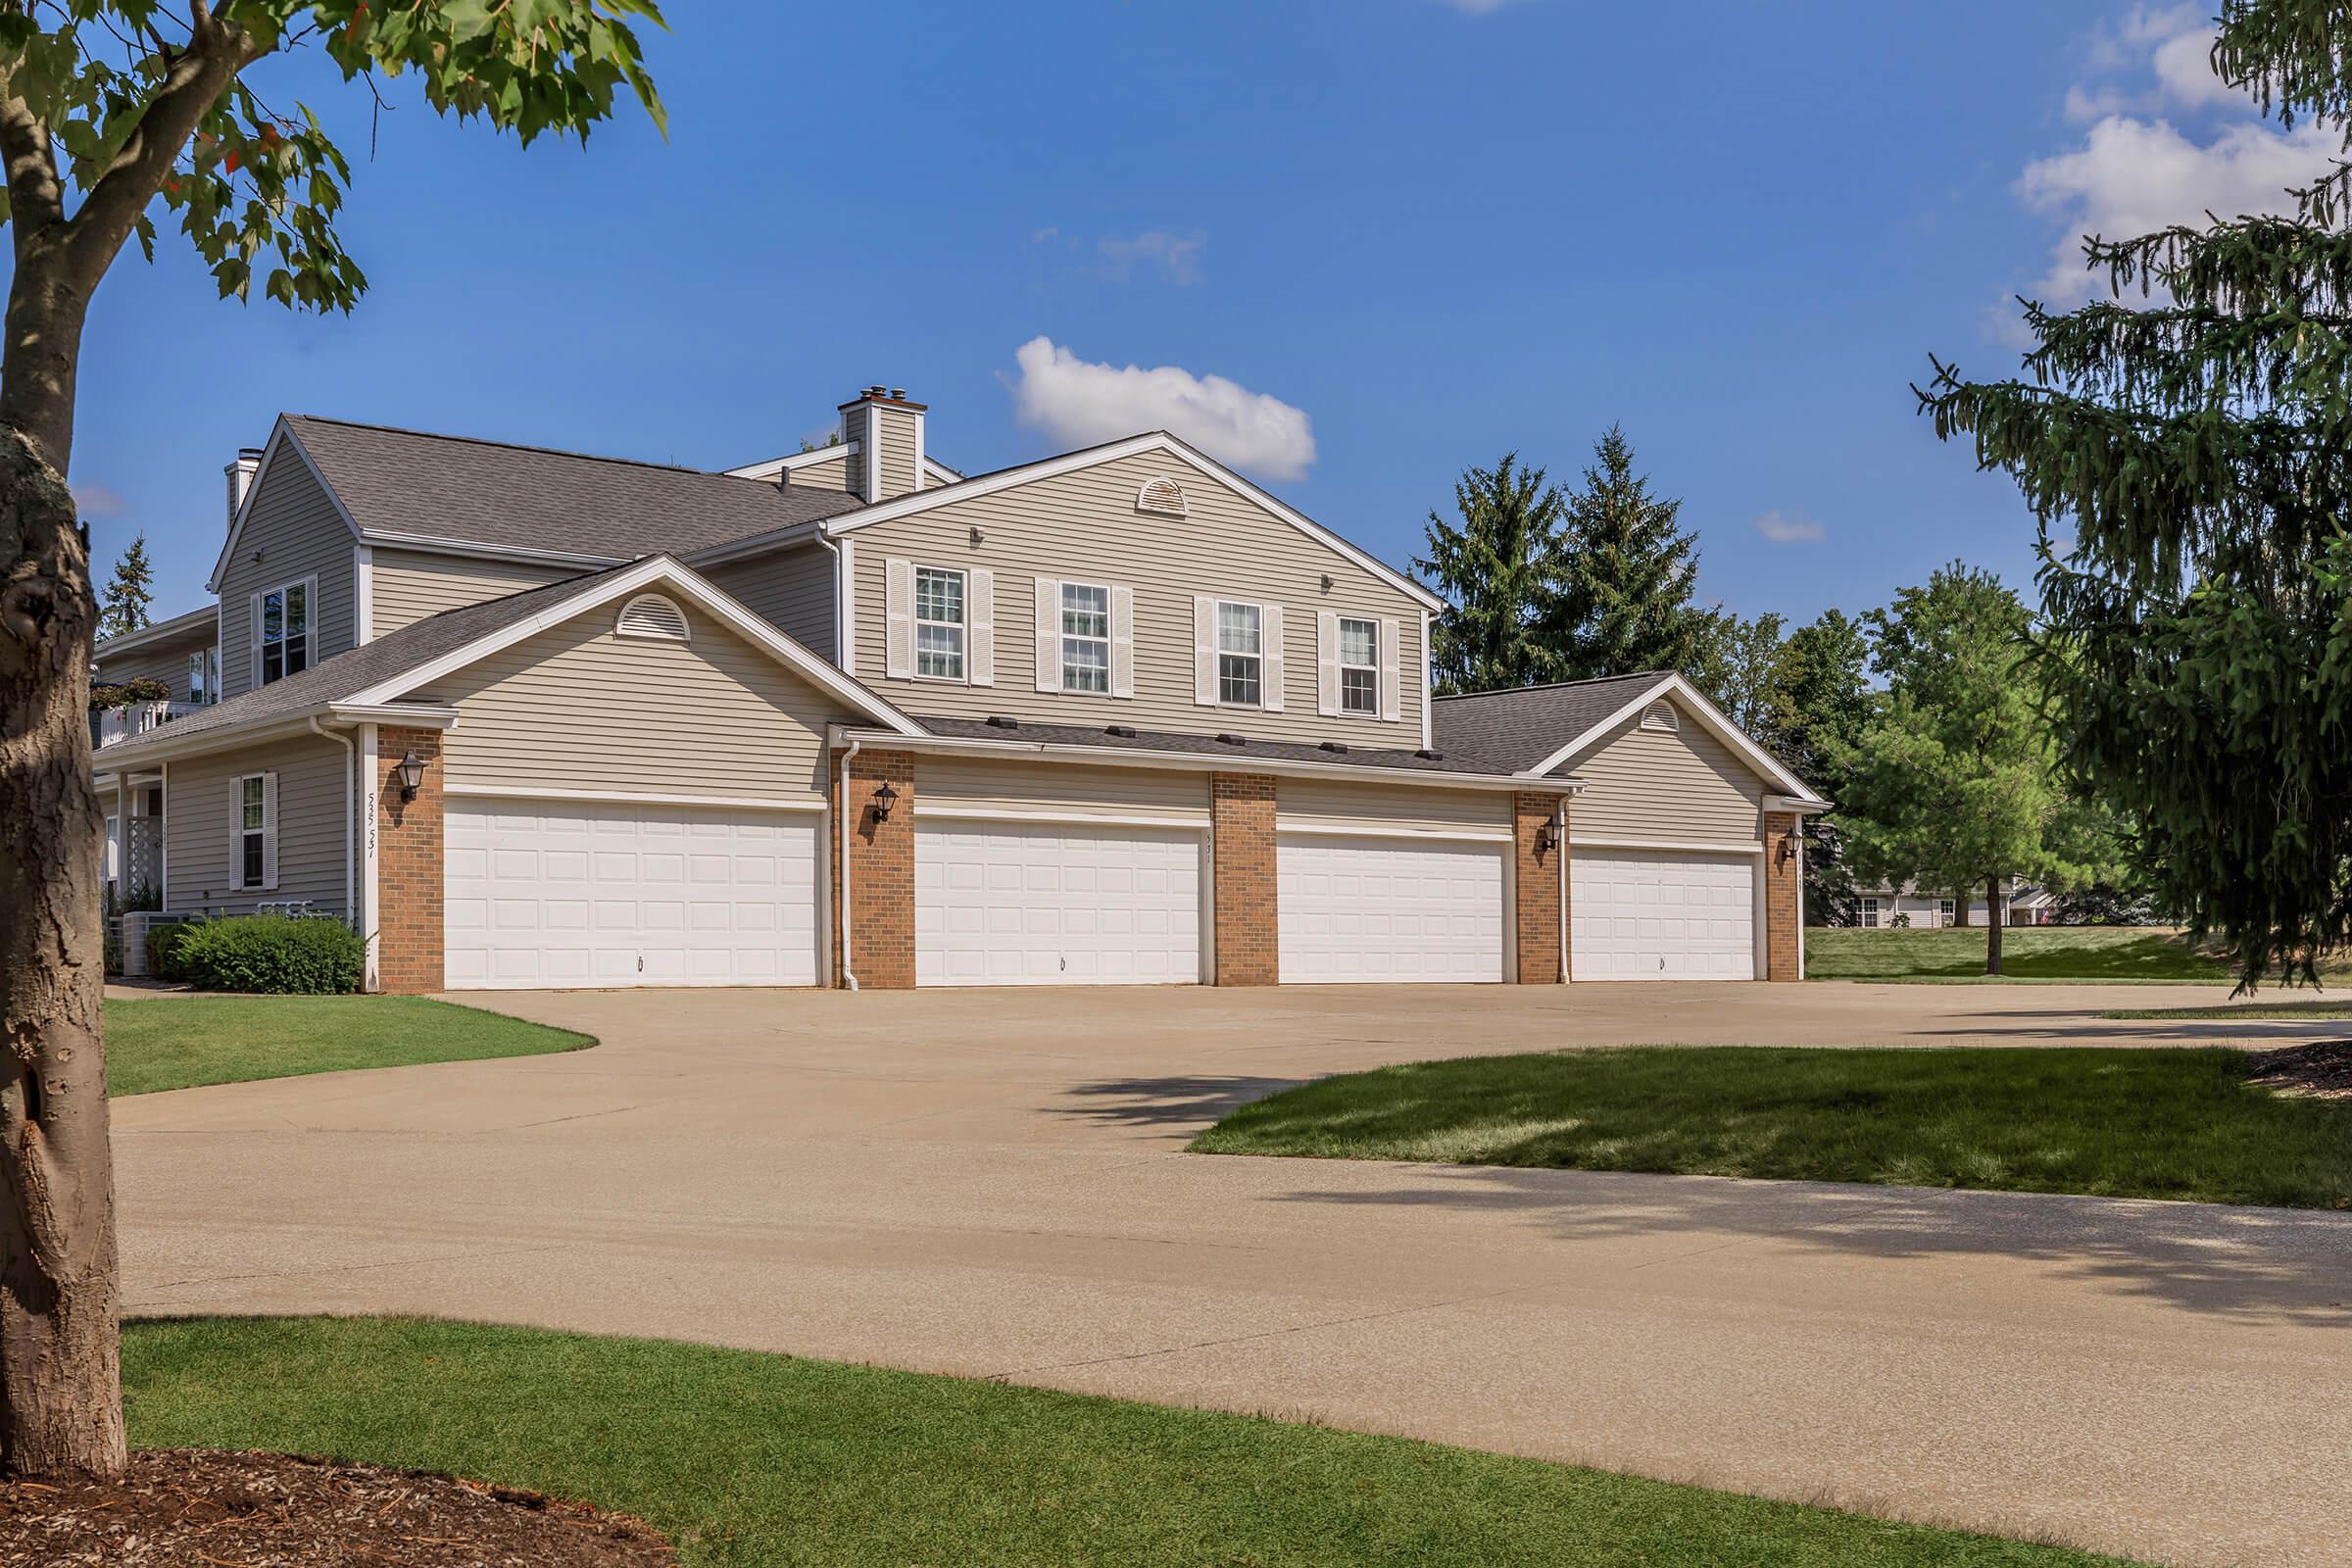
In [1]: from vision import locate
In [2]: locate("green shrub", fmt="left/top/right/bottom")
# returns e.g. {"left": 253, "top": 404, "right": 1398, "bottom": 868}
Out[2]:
{"left": 147, "top": 919, "right": 197, "bottom": 981}
{"left": 166, "top": 915, "right": 364, "bottom": 995}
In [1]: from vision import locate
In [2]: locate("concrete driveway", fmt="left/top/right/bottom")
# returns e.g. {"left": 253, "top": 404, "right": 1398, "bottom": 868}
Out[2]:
{"left": 117, "top": 982, "right": 2351, "bottom": 1567}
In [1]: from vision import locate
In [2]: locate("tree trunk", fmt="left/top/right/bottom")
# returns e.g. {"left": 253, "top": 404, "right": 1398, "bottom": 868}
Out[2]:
{"left": 1984, "top": 875, "right": 2004, "bottom": 976}
{"left": 0, "top": 431, "right": 124, "bottom": 1480}
{"left": 1952, "top": 894, "right": 1970, "bottom": 927}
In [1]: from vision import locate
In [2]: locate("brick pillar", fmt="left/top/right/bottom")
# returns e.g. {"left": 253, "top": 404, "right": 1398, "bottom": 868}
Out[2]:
{"left": 833, "top": 747, "right": 914, "bottom": 989}
{"left": 1210, "top": 773, "right": 1278, "bottom": 986}
{"left": 376, "top": 726, "right": 445, "bottom": 995}
{"left": 1513, "top": 792, "right": 1567, "bottom": 984}
{"left": 1764, "top": 810, "right": 1802, "bottom": 982}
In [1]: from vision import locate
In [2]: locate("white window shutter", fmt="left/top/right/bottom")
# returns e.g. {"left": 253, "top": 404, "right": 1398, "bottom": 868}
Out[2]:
{"left": 1110, "top": 585, "right": 1136, "bottom": 698}
{"left": 884, "top": 558, "right": 912, "bottom": 679}
{"left": 1193, "top": 596, "right": 1216, "bottom": 705}
{"left": 261, "top": 770, "right": 279, "bottom": 891}
{"left": 1380, "top": 616, "right": 1402, "bottom": 721}
{"left": 1034, "top": 577, "right": 1060, "bottom": 692}
{"left": 970, "top": 568, "right": 996, "bottom": 686}
{"left": 1316, "top": 612, "right": 1339, "bottom": 717}
{"left": 1261, "top": 603, "right": 1285, "bottom": 711}
{"left": 228, "top": 780, "right": 246, "bottom": 891}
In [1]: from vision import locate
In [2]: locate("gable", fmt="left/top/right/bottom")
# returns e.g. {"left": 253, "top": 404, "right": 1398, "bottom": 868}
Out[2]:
{"left": 427, "top": 596, "right": 860, "bottom": 803}
{"left": 213, "top": 432, "right": 361, "bottom": 701}
{"left": 1556, "top": 695, "right": 1765, "bottom": 846}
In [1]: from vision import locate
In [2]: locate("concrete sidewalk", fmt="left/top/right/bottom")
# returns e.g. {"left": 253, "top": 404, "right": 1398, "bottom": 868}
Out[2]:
{"left": 115, "top": 982, "right": 2352, "bottom": 1567}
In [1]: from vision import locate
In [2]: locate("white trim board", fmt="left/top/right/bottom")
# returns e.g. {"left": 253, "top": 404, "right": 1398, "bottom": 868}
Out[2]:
{"left": 1569, "top": 835, "right": 1766, "bottom": 856}
{"left": 724, "top": 442, "right": 861, "bottom": 481}
{"left": 1276, "top": 821, "right": 1512, "bottom": 845}
{"left": 443, "top": 783, "right": 828, "bottom": 813}
{"left": 912, "top": 804, "right": 1209, "bottom": 832}
{"left": 342, "top": 555, "right": 924, "bottom": 736}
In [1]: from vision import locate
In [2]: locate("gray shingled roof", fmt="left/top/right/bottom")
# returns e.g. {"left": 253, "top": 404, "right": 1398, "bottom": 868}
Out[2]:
{"left": 906, "top": 713, "right": 1533, "bottom": 779}
{"left": 285, "top": 416, "right": 866, "bottom": 560}
{"left": 1429, "top": 673, "right": 1671, "bottom": 773}
{"left": 98, "top": 563, "right": 636, "bottom": 760}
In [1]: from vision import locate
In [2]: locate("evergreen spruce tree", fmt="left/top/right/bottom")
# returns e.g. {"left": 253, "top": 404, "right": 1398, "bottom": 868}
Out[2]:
{"left": 98, "top": 535, "right": 155, "bottom": 640}
{"left": 1919, "top": 0, "right": 2352, "bottom": 985}
{"left": 1415, "top": 453, "right": 1564, "bottom": 693}
{"left": 1547, "top": 426, "right": 1719, "bottom": 682}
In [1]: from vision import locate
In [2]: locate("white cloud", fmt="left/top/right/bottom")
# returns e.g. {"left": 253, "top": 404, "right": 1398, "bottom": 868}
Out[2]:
{"left": 2017, "top": 115, "right": 2332, "bottom": 302}
{"left": 1428, "top": 0, "right": 1535, "bottom": 12}
{"left": 71, "top": 480, "right": 125, "bottom": 517}
{"left": 1007, "top": 337, "right": 1317, "bottom": 481}
{"left": 1098, "top": 230, "right": 1205, "bottom": 285}
{"left": 1754, "top": 510, "right": 1826, "bottom": 545}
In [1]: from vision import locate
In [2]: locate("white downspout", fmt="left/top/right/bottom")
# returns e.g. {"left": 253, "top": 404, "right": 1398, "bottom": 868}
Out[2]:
{"left": 837, "top": 733, "right": 860, "bottom": 991}
{"left": 812, "top": 524, "right": 845, "bottom": 667}
{"left": 1554, "top": 801, "right": 1569, "bottom": 984}
{"left": 307, "top": 716, "right": 356, "bottom": 922}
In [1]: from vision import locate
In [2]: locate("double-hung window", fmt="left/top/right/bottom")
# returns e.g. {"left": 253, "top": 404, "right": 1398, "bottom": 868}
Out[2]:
{"left": 237, "top": 775, "right": 267, "bottom": 888}
{"left": 258, "top": 580, "right": 310, "bottom": 686}
{"left": 1060, "top": 582, "right": 1110, "bottom": 693}
{"left": 914, "top": 566, "right": 965, "bottom": 680}
{"left": 1937, "top": 898, "right": 1956, "bottom": 926}
{"left": 1338, "top": 617, "right": 1379, "bottom": 715}
{"left": 1216, "top": 601, "right": 1262, "bottom": 707}
{"left": 188, "top": 647, "right": 220, "bottom": 706}
{"left": 1860, "top": 897, "right": 1882, "bottom": 930}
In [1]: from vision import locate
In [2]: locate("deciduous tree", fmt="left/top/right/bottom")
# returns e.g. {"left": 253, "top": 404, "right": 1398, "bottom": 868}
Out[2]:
{"left": 1918, "top": 0, "right": 2351, "bottom": 986}
{"left": 0, "top": 0, "right": 665, "bottom": 1482}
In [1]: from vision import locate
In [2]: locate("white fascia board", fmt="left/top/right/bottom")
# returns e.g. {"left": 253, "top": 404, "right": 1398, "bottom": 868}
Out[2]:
{"left": 207, "top": 418, "right": 365, "bottom": 593}
{"left": 1766, "top": 793, "right": 1836, "bottom": 814}
{"left": 817, "top": 430, "right": 1446, "bottom": 614}
{"left": 1570, "top": 835, "right": 1767, "bottom": 857}
{"left": 922, "top": 456, "right": 961, "bottom": 485}
{"left": 1521, "top": 672, "right": 1826, "bottom": 805}
{"left": 89, "top": 704, "right": 456, "bottom": 768}
{"left": 723, "top": 442, "right": 860, "bottom": 481}
{"left": 92, "top": 602, "right": 221, "bottom": 660}
{"left": 828, "top": 723, "right": 1584, "bottom": 795}
{"left": 682, "top": 522, "right": 825, "bottom": 570}
{"left": 324, "top": 703, "right": 461, "bottom": 727}
{"left": 357, "top": 530, "right": 626, "bottom": 570}
{"left": 343, "top": 555, "right": 924, "bottom": 735}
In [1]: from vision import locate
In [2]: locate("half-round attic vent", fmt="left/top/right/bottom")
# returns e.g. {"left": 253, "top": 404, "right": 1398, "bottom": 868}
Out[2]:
{"left": 614, "top": 592, "right": 691, "bottom": 642}
{"left": 1136, "top": 476, "right": 1188, "bottom": 517}
{"left": 1640, "top": 700, "right": 1679, "bottom": 733}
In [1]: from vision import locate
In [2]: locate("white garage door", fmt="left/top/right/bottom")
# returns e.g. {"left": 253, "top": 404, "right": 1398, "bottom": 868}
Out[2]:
{"left": 445, "top": 798, "right": 820, "bottom": 990}
{"left": 1571, "top": 849, "right": 1756, "bottom": 981}
{"left": 1277, "top": 833, "right": 1506, "bottom": 984}
{"left": 915, "top": 819, "right": 1202, "bottom": 986}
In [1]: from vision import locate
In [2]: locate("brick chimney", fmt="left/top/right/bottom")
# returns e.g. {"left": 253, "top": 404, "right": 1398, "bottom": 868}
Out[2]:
{"left": 837, "top": 386, "right": 926, "bottom": 503}
{"left": 223, "top": 447, "right": 263, "bottom": 529}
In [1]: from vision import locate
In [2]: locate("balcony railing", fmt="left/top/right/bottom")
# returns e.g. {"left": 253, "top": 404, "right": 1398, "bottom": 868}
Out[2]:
{"left": 93, "top": 699, "right": 201, "bottom": 750}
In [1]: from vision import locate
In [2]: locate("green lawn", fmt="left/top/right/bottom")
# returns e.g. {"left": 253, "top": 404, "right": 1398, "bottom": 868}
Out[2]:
{"left": 1194, "top": 1047, "right": 2352, "bottom": 1209}
{"left": 1805, "top": 926, "right": 2230, "bottom": 983}
{"left": 122, "top": 1316, "right": 2132, "bottom": 1567}
{"left": 2102, "top": 999, "right": 2352, "bottom": 1020}
{"left": 105, "top": 996, "right": 592, "bottom": 1097}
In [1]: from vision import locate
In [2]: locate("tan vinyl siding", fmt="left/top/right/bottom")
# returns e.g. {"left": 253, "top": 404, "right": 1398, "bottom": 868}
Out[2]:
{"left": 917, "top": 757, "right": 1209, "bottom": 823}
{"left": 847, "top": 450, "right": 1428, "bottom": 747}
{"left": 95, "top": 624, "right": 217, "bottom": 703}
{"left": 786, "top": 450, "right": 853, "bottom": 492}
{"left": 217, "top": 445, "right": 357, "bottom": 700}
{"left": 165, "top": 734, "right": 350, "bottom": 916}
{"left": 1277, "top": 778, "right": 1508, "bottom": 835}
{"left": 873, "top": 408, "right": 919, "bottom": 500}
{"left": 1558, "top": 703, "right": 1764, "bottom": 845}
{"left": 434, "top": 599, "right": 849, "bottom": 804}
{"left": 705, "top": 546, "right": 837, "bottom": 658}
{"left": 371, "top": 549, "right": 580, "bottom": 637}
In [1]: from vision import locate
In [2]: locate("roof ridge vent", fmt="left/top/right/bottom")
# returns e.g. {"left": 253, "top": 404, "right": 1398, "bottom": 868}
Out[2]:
{"left": 1216, "top": 732, "right": 1248, "bottom": 746}
{"left": 985, "top": 714, "right": 1020, "bottom": 728}
{"left": 1319, "top": 740, "right": 1348, "bottom": 753}
{"left": 1414, "top": 748, "right": 1443, "bottom": 760}
{"left": 1104, "top": 724, "right": 1138, "bottom": 738}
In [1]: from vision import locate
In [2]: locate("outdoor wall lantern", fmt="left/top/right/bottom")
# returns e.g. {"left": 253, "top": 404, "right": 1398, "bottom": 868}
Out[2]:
{"left": 1777, "top": 830, "right": 1801, "bottom": 866}
{"left": 1535, "top": 821, "right": 1556, "bottom": 858}
{"left": 870, "top": 779, "right": 900, "bottom": 822}
{"left": 394, "top": 751, "right": 428, "bottom": 803}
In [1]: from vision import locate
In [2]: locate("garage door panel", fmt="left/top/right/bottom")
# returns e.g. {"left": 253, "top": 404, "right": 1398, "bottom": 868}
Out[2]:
{"left": 1571, "top": 850, "right": 1756, "bottom": 981}
{"left": 444, "top": 799, "right": 819, "bottom": 990}
{"left": 915, "top": 820, "right": 1202, "bottom": 987}
{"left": 1277, "top": 833, "right": 1505, "bottom": 984}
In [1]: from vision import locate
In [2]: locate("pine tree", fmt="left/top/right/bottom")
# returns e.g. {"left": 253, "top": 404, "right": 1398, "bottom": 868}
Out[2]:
{"left": 98, "top": 534, "right": 155, "bottom": 639}
{"left": 1546, "top": 426, "right": 1719, "bottom": 681}
{"left": 1918, "top": 0, "right": 2352, "bottom": 985}
{"left": 1414, "top": 453, "right": 1564, "bottom": 693}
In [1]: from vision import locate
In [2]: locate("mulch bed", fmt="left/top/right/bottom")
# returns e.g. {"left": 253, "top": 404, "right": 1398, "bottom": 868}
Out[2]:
{"left": 2246, "top": 1041, "right": 2352, "bottom": 1100}
{"left": 0, "top": 1447, "right": 675, "bottom": 1566}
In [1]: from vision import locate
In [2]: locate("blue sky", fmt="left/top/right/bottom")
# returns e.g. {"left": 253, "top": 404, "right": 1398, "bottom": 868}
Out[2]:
{"left": 63, "top": 1, "right": 2307, "bottom": 627}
